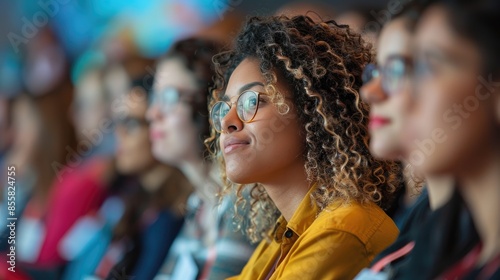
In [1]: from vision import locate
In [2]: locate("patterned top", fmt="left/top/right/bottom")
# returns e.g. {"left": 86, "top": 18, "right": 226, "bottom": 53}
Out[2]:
{"left": 154, "top": 191, "right": 255, "bottom": 280}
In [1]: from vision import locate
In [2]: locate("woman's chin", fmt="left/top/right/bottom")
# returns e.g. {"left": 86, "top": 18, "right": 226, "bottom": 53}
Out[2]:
{"left": 226, "top": 170, "right": 254, "bottom": 185}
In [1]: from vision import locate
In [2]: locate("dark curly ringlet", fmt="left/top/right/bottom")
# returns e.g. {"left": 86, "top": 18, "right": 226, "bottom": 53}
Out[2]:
{"left": 162, "top": 37, "right": 222, "bottom": 152}
{"left": 205, "top": 15, "right": 403, "bottom": 243}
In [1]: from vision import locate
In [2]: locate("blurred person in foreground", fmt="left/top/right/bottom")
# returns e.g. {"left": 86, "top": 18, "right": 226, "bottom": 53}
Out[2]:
{"left": 395, "top": 0, "right": 500, "bottom": 278}
{"left": 354, "top": 2, "right": 478, "bottom": 279}
{"left": 206, "top": 15, "right": 401, "bottom": 279}
{"left": 147, "top": 37, "right": 255, "bottom": 280}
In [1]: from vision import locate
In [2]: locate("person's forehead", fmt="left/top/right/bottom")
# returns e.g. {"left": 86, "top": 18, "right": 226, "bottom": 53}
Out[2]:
{"left": 224, "top": 58, "right": 266, "bottom": 99}
{"left": 377, "top": 19, "right": 413, "bottom": 64}
{"left": 154, "top": 58, "right": 198, "bottom": 91}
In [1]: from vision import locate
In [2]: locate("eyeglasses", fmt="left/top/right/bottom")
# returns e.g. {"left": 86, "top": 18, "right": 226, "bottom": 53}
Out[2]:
{"left": 362, "top": 56, "right": 413, "bottom": 95}
{"left": 210, "top": 90, "right": 264, "bottom": 133}
{"left": 115, "top": 116, "right": 148, "bottom": 134}
{"left": 149, "top": 87, "right": 199, "bottom": 114}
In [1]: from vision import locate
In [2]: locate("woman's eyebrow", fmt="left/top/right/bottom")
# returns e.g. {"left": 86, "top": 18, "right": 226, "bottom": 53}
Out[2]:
{"left": 221, "top": 81, "right": 265, "bottom": 101}
{"left": 239, "top": 81, "right": 265, "bottom": 93}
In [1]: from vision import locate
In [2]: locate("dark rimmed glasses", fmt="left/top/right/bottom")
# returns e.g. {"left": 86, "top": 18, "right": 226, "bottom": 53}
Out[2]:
{"left": 210, "top": 90, "right": 264, "bottom": 133}
{"left": 362, "top": 55, "right": 413, "bottom": 95}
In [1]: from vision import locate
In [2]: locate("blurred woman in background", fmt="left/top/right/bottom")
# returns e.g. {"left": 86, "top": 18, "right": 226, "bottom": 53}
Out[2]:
{"left": 33, "top": 62, "right": 116, "bottom": 276}
{"left": 0, "top": 94, "right": 49, "bottom": 280}
{"left": 93, "top": 75, "right": 193, "bottom": 280}
{"left": 147, "top": 37, "right": 255, "bottom": 280}
{"left": 206, "top": 15, "right": 401, "bottom": 279}
{"left": 0, "top": 28, "right": 78, "bottom": 278}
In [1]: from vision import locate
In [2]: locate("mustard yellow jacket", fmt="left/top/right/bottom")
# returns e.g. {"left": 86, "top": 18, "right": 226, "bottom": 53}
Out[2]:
{"left": 227, "top": 187, "right": 399, "bottom": 280}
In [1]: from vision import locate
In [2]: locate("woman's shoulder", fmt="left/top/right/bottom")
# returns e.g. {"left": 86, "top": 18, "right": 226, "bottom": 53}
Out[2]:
{"left": 314, "top": 200, "right": 399, "bottom": 246}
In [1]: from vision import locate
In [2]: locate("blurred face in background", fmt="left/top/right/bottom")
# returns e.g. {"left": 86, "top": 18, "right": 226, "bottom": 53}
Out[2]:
{"left": 147, "top": 58, "right": 201, "bottom": 166}
{"left": 115, "top": 88, "right": 156, "bottom": 174}
{"left": 0, "top": 98, "right": 12, "bottom": 154}
{"left": 8, "top": 96, "right": 41, "bottom": 168}
{"left": 405, "top": 5, "right": 500, "bottom": 176}
{"left": 361, "top": 18, "right": 413, "bottom": 159}
{"left": 104, "top": 64, "right": 130, "bottom": 107}
{"left": 73, "top": 70, "right": 109, "bottom": 139}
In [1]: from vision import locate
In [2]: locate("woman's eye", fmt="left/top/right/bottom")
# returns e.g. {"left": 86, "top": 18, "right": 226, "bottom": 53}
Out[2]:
{"left": 244, "top": 97, "right": 258, "bottom": 109}
{"left": 223, "top": 107, "right": 230, "bottom": 116}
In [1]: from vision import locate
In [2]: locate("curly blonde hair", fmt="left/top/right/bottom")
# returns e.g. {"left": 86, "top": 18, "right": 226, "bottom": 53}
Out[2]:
{"left": 205, "top": 15, "right": 402, "bottom": 243}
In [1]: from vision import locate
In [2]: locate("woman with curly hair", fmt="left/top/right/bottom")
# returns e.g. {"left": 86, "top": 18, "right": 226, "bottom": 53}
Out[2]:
{"left": 206, "top": 15, "right": 401, "bottom": 279}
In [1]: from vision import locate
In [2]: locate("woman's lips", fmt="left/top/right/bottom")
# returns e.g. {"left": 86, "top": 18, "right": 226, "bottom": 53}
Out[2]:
{"left": 150, "top": 130, "right": 165, "bottom": 140}
{"left": 223, "top": 137, "right": 250, "bottom": 154}
{"left": 224, "top": 143, "right": 249, "bottom": 154}
{"left": 369, "top": 116, "right": 392, "bottom": 130}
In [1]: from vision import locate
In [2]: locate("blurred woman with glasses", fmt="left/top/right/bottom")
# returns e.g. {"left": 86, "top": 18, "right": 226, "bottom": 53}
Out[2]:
{"left": 59, "top": 61, "right": 192, "bottom": 279}
{"left": 95, "top": 75, "right": 192, "bottom": 280}
{"left": 356, "top": 3, "right": 479, "bottom": 279}
{"left": 397, "top": 0, "right": 500, "bottom": 278}
{"left": 147, "top": 37, "right": 255, "bottom": 280}
{"left": 205, "top": 15, "right": 402, "bottom": 279}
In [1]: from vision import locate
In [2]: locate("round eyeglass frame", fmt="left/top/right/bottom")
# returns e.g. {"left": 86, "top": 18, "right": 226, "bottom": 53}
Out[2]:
{"left": 362, "top": 55, "right": 413, "bottom": 95}
{"left": 210, "top": 90, "right": 264, "bottom": 133}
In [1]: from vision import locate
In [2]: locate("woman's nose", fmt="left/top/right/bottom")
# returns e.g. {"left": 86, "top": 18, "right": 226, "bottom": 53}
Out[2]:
{"left": 360, "top": 77, "right": 389, "bottom": 104}
{"left": 220, "top": 105, "right": 243, "bottom": 133}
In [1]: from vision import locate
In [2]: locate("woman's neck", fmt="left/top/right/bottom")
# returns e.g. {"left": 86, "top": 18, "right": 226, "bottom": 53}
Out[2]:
{"left": 261, "top": 162, "right": 310, "bottom": 222}
{"left": 178, "top": 156, "right": 216, "bottom": 204}
{"left": 139, "top": 164, "right": 171, "bottom": 192}
{"left": 460, "top": 148, "right": 500, "bottom": 265}
{"left": 425, "top": 175, "right": 454, "bottom": 210}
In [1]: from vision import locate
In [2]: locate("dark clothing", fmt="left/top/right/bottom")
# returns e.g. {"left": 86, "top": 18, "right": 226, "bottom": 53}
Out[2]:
{"left": 131, "top": 210, "right": 184, "bottom": 279}
{"left": 371, "top": 188, "right": 431, "bottom": 265}
{"left": 371, "top": 188, "right": 480, "bottom": 279}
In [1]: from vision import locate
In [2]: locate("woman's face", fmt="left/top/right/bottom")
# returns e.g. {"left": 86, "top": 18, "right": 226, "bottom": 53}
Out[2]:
{"left": 147, "top": 58, "right": 201, "bottom": 166}
{"left": 360, "top": 18, "right": 413, "bottom": 159}
{"left": 73, "top": 71, "right": 108, "bottom": 139}
{"left": 404, "top": 5, "right": 500, "bottom": 176}
{"left": 115, "top": 90, "right": 156, "bottom": 174}
{"left": 218, "top": 58, "right": 305, "bottom": 184}
{"left": 9, "top": 97, "right": 40, "bottom": 167}
{"left": 0, "top": 98, "right": 12, "bottom": 153}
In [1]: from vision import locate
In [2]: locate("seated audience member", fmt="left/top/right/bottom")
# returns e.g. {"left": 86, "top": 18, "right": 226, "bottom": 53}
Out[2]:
{"left": 0, "top": 28, "right": 78, "bottom": 279}
{"left": 355, "top": 3, "right": 478, "bottom": 278}
{"left": 99, "top": 76, "right": 192, "bottom": 279}
{"left": 396, "top": 0, "right": 500, "bottom": 278}
{"left": 206, "top": 15, "right": 401, "bottom": 279}
{"left": 147, "top": 38, "right": 255, "bottom": 280}
{"left": 62, "top": 74, "right": 192, "bottom": 280}
{"left": 33, "top": 63, "right": 116, "bottom": 272}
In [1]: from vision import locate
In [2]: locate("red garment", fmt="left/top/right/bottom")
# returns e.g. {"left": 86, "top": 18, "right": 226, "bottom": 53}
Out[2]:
{"left": 440, "top": 244, "right": 500, "bottom": 280}
{"left": 35, "top": 157, "right": 110, "bottom": 266}
{"left": 0, "top": 256, "right": 31, "bottom": 280}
